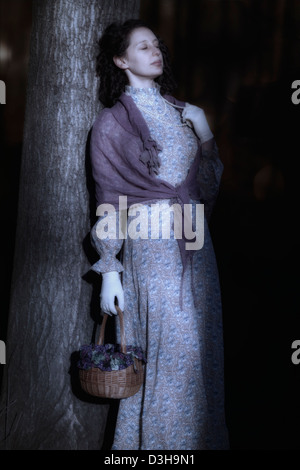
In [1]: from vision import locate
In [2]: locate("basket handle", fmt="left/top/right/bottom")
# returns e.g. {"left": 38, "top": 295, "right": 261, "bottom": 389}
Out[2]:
{"left": 97, "top": 305, "right": 127, "bottom": 354}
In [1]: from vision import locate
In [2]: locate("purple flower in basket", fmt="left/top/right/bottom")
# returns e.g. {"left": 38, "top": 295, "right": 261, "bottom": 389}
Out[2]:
{"left": 77, "top": 343, "right": 147, "bottom": 372}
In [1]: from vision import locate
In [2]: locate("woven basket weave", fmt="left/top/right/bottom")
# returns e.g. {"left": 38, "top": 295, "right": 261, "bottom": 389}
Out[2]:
{"left": 79, "top": 306, "right": 144, "bottom": 399}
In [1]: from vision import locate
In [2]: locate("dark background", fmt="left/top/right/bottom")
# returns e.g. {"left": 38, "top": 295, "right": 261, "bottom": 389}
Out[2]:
{"left": 1, "top": 0, "right": 300, "bottom": 449}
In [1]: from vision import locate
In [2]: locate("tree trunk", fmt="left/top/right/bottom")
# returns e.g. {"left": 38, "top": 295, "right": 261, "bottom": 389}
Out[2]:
{"left": 0, "top": 0, "right": 140, "bottom": 450}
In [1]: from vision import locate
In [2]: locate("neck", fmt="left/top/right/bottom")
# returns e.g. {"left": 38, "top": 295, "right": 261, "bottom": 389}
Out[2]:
{"left": 125, "top": 82, "right": 161, "bottom": 104}
{"left": 127, "top": 76, "right": 156, "bottom": 89}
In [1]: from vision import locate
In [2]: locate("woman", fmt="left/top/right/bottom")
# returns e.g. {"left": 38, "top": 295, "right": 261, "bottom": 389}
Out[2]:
{"left": 90, "top": 19, "right": 228, "bottom": 450}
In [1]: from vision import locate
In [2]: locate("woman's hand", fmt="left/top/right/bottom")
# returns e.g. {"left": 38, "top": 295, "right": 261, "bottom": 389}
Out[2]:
{"left": 182, "top": 104, "right": 214, "bottom": 143}
{"left": 101, "top": 271, "right": 124, "bottom": 315}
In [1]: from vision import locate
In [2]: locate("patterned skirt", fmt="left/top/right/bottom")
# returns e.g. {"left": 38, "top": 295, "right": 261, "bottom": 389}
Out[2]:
{"left": 111, "top": 202, "right": 229, "bottom": 450}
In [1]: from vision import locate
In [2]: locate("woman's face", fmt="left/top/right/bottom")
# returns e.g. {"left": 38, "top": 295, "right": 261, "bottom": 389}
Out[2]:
{"left": 114, "top": 27, "right": 163, "bottom": 88}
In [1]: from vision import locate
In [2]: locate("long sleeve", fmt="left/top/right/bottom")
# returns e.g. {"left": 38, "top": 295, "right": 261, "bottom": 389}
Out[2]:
{"left": 89, "top": 108, "right": 127, "bottom": 275}
{"left": 197, "top": 139, "right": 223, "bottom": 220}
{"left": 90, "top": 211, "right": 124, "bottom": 274}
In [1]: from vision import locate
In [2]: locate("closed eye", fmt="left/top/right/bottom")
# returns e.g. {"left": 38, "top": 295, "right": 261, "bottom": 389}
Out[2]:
{"left": 139, "top": 42, "right": 160, "bottom": 51}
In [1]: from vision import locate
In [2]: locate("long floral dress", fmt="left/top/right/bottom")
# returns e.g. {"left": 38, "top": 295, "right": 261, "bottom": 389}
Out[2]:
{"left": 90, "top": 86, "right": 229, "bottom": 450}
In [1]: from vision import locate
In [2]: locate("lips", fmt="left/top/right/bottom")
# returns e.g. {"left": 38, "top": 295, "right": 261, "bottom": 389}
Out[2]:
{"left": 151, "top": 60, "right": 162, "bottom": 66}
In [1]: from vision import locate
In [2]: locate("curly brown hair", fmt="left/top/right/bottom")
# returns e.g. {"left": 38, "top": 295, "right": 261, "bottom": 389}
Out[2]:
{"left": 96, "top": 19, "right": 177, "bottom": 107}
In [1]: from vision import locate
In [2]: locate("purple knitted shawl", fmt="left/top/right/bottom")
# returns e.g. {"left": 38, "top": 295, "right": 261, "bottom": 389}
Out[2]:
{"left": 90, "top": 92, "right": 203, "bottom": 299}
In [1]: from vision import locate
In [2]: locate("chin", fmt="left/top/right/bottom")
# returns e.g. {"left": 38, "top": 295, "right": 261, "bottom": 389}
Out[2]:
{"left": 153, "top": 70, "right": 163, "bottom": 79}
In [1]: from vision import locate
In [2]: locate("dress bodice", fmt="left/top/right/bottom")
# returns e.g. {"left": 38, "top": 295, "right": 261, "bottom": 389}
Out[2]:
{"left": 125, "top": 85, "right": 198, "bottom": 187}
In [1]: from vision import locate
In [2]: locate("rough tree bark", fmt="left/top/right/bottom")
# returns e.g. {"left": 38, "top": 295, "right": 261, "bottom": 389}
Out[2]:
{"left": 0, "top": 0, "right": 140, "bottom": 450}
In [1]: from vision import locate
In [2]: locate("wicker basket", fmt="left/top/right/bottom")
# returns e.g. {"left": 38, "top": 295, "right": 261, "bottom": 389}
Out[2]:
{"left": 79, "top": 306, "right": 145, "bottom": 399}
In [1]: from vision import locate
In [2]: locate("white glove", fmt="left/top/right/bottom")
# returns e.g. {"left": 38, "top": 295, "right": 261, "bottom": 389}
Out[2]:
{"left": 100, "top": 271, "right": 124, "bottom": 315}
{"left": 182, "top": 103, "right": 214, "bottom": 143}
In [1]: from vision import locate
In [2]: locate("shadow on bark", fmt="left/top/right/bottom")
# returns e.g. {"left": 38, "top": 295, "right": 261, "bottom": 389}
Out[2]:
{"left": 74, "top": 133, "right": 120, "bottom": 446}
